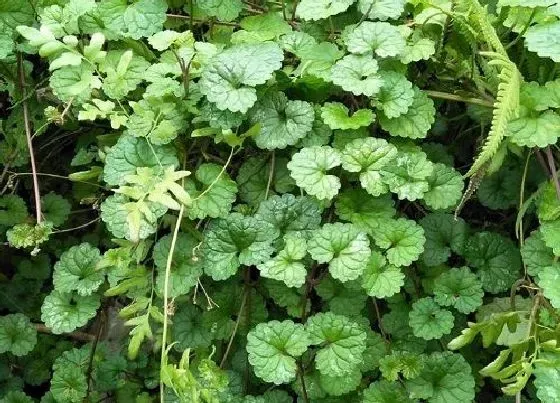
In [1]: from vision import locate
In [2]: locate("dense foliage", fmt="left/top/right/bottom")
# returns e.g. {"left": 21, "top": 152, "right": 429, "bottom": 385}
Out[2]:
{"left": 2, "top": 0, "right": 560, "bottom": 401}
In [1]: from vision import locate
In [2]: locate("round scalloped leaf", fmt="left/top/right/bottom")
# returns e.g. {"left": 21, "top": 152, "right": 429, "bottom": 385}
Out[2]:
{"left": 409, "top": 297, "right": 454, "bottom": 340}
{"left": 463, "top": 232, "right": 521, "bottom": 293}
{"left": 508, "top": 109, "right": 560, "bottom": 148}
{"left": 172, "top": 304, "right": 213, "bottom": 350}
{"left": 525, "top": 21, "right": 560, "bottom": 62}
{"left": 307, "top": 222, "right": 371, "bottom": 282}
{"left": 541, "top": 219, "right": 560, "bottom": 255}
{"left": 319, "top": 368, "right": 362, "bottom": 397}
{"left": 196, "top": 0, "right": 243, "bottom": 22}
{"left": 305, "top": 312, "right": 367, "bottom": 376}
{"left": 0, "top": 314, "right": 37, "bottom": 356}
{"left": 423, "top": 163, "right": 464, "bottom": 210}
{"left": 1, "top": 391, "right": 34, "bottom": 403}
{"left": 371, "top": 71, "right": 415, "bottom": 119}
{"left": 537, "top": 181, "right": 560, "bottom": 222}
{"left": 321, "top": 102, "right": 375, "bottom": 130}
{"left": 521, "top": 230, "right": 556, "bottom": 276}
{"left": 41, "top": 193, "right": 71, "bottom": 227}
{"left": 41, "top": 290, "right": 100, "bottom": 334}
{"left": 287, "top": 146, "right": 342, "bottom": 200}
{"left": 52, "top": 242, "right": 103, "bottom": 296}
{"left": 152, "top": 233, "right": 203, "bottom": 298}
{"left": 361, "top": 251, "right": 404, "bottom": 298}
{"left": 433, "top": 267, "right": 484, "bottom": 314}
{"left": 250, "top": 92, "right": 314, "bottom": 150}
{"left": 372, "top": 218, "right": 425, "bottom": 267}
{"left": 295, "top": 0, "right": 355, "bottom": 20}
{"left": 255, "top": 194, "right": 322, "bottom": 236}
{"left": 199, "top": 42, "right": 284, "bottom": 113}
{"left": 537, "top": 265, "right": 560, "bottom": 308}
{"left": 477, "top": 167, "right": 519, "bottom": 210}
{"left": 103, "top": 135, "right": 178, "bottom": 186}
{"left": 330, "top": 54, "right": 383, "bottom": 97}
{"left": 363, "top": 380, "right": 413, "bottom": 403}
{"left": 358, "top": 0, "right": 406, "bottom": 21}
{"left": 420, "top": 213, "right": 469, "bottom": 266}
{"left": 534, "top": 358, "right": 560, "bottom": 403}
{"left": 381, "top": 151, "right": 434, "bottom": 201}
{"left": 335, "top": 189, "right": 395, "bottom": 231}
{"left": 346, "top": 21, "right": 406, "bottom": 57}
{"left": 257, "top": 233, "right": 308, "bottom": 288}
{"left": 406, "top": 352, "right": 475, "bottom": 403}
{"left": 201, "top": 212, "right": 279, "bottom": 280}
{"left": 378, "top": 88, "right": 435, "bottom": 139}
{"left": 246, "top": 320, "right": 310, "bottom": 384}
{"left": 0, "top": 195, "right": 28, "bottom": 226}
{"left": 184, "top": 163, "right": 238, "bottom": 220}
{"left": 50, "top": 365, "right": 88, "bottom": 403}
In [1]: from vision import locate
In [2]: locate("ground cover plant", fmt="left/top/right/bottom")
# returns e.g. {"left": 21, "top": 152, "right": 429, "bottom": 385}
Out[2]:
{"left": 3, "top": 0, "right": 560, "bottom": 401}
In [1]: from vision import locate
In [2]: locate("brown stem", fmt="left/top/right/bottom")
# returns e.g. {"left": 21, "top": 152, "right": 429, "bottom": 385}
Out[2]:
{"left": 34, "top": 323, "right": 96, "bottom": 342}
{"left": 17, "top": 53, "right": 41, "bottom": 224}
{"left": 219, "top": 289, "right": 248, "bottom": 368}
{"left": 372, "top": 298, "right": 386, "bottom": 338}
{"left": 545, "top": 146, "right": 560, "bottom": 201}
{"left": 291, "top": 0, "right": 298, "bottom": 22}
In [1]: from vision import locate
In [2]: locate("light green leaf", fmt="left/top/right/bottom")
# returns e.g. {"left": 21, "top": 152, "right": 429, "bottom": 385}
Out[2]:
{"left": 534, "top": 358, "right": 560, "bottom": 403}
{"left": 433, "top": 267, "right": 484, "bottom": 314}
{"left": 120, "top": 0, "right": 167, "bottom": 40}
{"left": 41, "top": 290, "right": 100, "bottom": 334}
{"left": 250, "top": 92, "right": 315, "bottom": 149}
{"left": 50, "top": 365, "right": 88, "bottom": 403}
{"left": 508, "top": 108, "right": 560, "bottom": 148}
{"left": 335, "top": 189, "right": 395, "bottom": 231}
{"left": 321, "top": 102, "right": 374, "bottom": 130}
{"left": 99, "top": 50, "right": 149, "bottom": 99}
{"left": 52, "top": 243, "right": 104, "bottom": 296}
{"left": 247, "top": 320, "right": 310, "bottom": 384}
{"left": 358, "top": 0, "right": 406, "bottom": 21}
{"left": 381, "top": 150, "right": 434, "bottom": 201}
{"left": 307, "top": 222, "right": 371, "bottom": 282}
{"left": 258, "top": 233, "right": 308, "bottom": 288}
{"left": 296, "top": 0, "right": 355, "bottom": 20}
{"left": 363, "top": 380, "right": 413, "bottom": 403}
{"left": 525, "top": 21, "right": 560, "bottom": 62}
{"left": 372, "top": 218, "right": 425, "bottom": 267}
{"left": 255, "top": 194, "right": 322, "bottom": 236}
{"left": 195, "top": 0, "right": 243, "bottom": 22}
{"left": 423, "top": 163, "right": 464, "bottom": 210}
{"left": 287, "top": 146, "right": 342, "bottom": 200}
{"left": 330, "top": 54, "right": 383, "bottom": 96}
{"left": 378, "top": 88, "right": 435, "bottom": 138}
{"left": 409, "top": 297, "right": 454, "bottom": 340}
{"left": 200, "top": 43, "right": 284, "bottom": 113}
{"left": 538, "top": 266, "right": 560, "bottom": 308}
{"left": 319, "top": 368, "right": 362, "bottom": 396}
{"left": 50, "top": 63, "right": 100, "bottom": 103}
{"left": 521, "top": 230, "right": 556, "bottom": 276}
{"left": 346, "top": 21, "right": 406, "bottom": 57}
{"left": 361, "top": 251, "right": 404, "bottom": 298}
{"left": 305, "top": 312, "right": 367, "bottom": 376}
{"left": 371, "top": 71, "right": 415, "bottom": 119}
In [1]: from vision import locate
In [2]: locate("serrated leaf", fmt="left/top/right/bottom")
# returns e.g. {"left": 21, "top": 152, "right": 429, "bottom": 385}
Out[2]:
{"left": 363, "top": 380, "right": 413, "bottom": 403}
{"left": 257, "top": 233, "right": 308, "bottom": 288}
{"left": 538, "top": 265, "right": 560, "bottom": 308}
{"left": 508, "top": 108, "right": 560, "bottom": 148}
{"left": 346, "top": 21, "right": 406, "bottom": 57}
{"left": 381, "top": 150, "right": 434, "bottom": 201}
{"left": 255, "top": 194, "right": 322, "bottom": 237}
{"left": 247, "top": 320, "right": 310, "bottom": 384}
{"left": 0, "top": 195, "right": 28, "bottom": 226}
{"left": 361, "top": 251, "right": 404, "bottom": 298}
{"left": 525, "top": 21, "right": 560, "bottom": 62}
{"left": 52, "top": 243, "right": 103, "bottom": 296}
{"left": 378, "top": 88, "right": 435, "bottom": 138}
{"left": 330, "top": 54, "right": 383, "bottom": 96}
{"left": 433, "top": 267, "right": 484, "bottom": 314}
{"left": 41, "top": 291, "right": 100, "bottom": 334}
{"left": 0, "top": 314, "right": 37, "bottom": 356}
{"left": 372, "top": 218, "right": 425, "bottom": 267}
{"left": 358, "top": 0, "right": 406, "bottom": 21}
{"left": 296, "top": 0, "right": 355, "bottom": 21}
{"left": 335, "top": 189, "right": 395, "bottom": 231}
{"left": 196, "top": 0, "right": 242, "bottom": 22}
{"left": 321, "top": 102, "right": 375, "bottom": 130}
{"left": 423, "top": 163, "right": 464, "bottom": 210}
{"left": 409, "top": 297, "right": 454, "bottom": 340}
{"left": 420, "top": 213, "right": 469, "bottom": 266}
{"left": 371, "top": 71, "right": 415, "bottom": 119}
{"left": 41, "top": 193, "right": 71, "bottom": 227}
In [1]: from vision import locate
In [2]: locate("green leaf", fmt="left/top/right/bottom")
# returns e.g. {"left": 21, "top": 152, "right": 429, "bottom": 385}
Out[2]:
{"left": 378, "top": 88, "right": 436, "bottom": 138}
{"left": 534, "top": 359, "right": 560, "bottom": 403}
{"left": 185, "top": 163, "right": 238, "bottom": 220}
{"left": 316, "top": 277, "right": 368, "bottom": 317}
{"left": 119, "top": 0, "right": 167, "bottom": 40}
{"left": 305, "top": 312, "right": 367, "bottom": 376}
{"left": 363, "top": 380, "right": 413, "bottom": 403}
{"left": 196, "top": 101, "right": 244, "bottom": 130}
{"left": 103, "top": 135, "right": 178, "bottom": 186}
{"left": 330, "top": 54, "right": 383, "bottom": 96}
{"left": 537, "top": 265, "right": 560, "bottom": 308}
{"left": 1, "top": 391, "right": 34, "bottom": 403}
{"left": 319, "top": 368, "right": 362, "bottom": 396}
{"left": 406, "top": 352, "right": 475, "bottom": 403}
{"left": 335, "top": 189, "right": 396, "bottom": 231}
{"left": 296, "top": 0, "right": 355, "bottom": 21}
{"left": 361, "top": 251, "right": 404, "bottom": 298}
{"left": 0, "top": 195, "right": 28, "bottom": 226}
{"left": 49, "top": 63, "right": 100, "bottom": 103}
{"left": 99, "top": 50, "right": 149, "bottom": 99}
{"left": 52, "top": 243, "right": 103, "bottom": 296}
{"left": 7, "top": 222, "right": 53, "bottom": 250}
{"left": 433, "top": 267, "right": 484, "bottom": 314}
{"left": 341, "top": 137, "right": 397, "bottom": 196}
{"left": 201, "top": 212, "right": 279, "bottom": 280}
{"left": 287, "top": 146, "right": 342, "bottom": 200}
{"left": 152, "top": 233, "right": 203, "bottom": 298}
{"left": 379, "top": 350, "right": 424, "bottom": 381}
{"left": 172, "top": 304, "right": 212, "bottom": 349}
{"left": 257, "top": 233, "right": 308, "bottom": 288}
{"left": 371, "top": 71, "right": 415, "bottom": 119}
{"left": 400, "top": 34, "right": 436, "bottom": 64}
{"left": 381, "top": 150, "right": 434, "bottom": 201}
{"left": 41, "top": 290, "right": 100, "bottom": 334}
{"left": 250, "top": 92, "right": 315, "bottom": 149}
{"left": 321, "top": 102, "right": 375, "bottom": 130}
{"left": 521, "top": 230, "right": 556, "bottom": 276}
{"left": 50, "top": 365, "right": 88, "bottom": 403}
{"left": 525, "top": 21, "right": 560, "bottom": 62}
{"left": 409, "top": 297, "right": 454, "bottom": 340}
{"left": 0, "top": 314, "right": 36, "bottom": 356}
{"left": 541, "top": 219, "right": 560, "bottom": 255}
{"left": 423, "top": 163, "right": 464, "bottom": 210}
{"left": 195, "top": 0, "right": 242, "bottom": 22}
{"left": 307, "top": 222, "right": 371, "bottom": 282}
{"left": 463, "top": 232, "right": 521, "bottom": 293}
{"left": 255, "top": 194, "right": 322, "bottom": 236}
{"left": 199, "top": 43, "right": 284, "bottom": 113}
{"left": 477, "top": 167, "right": 519, "bottom": 210}
{"left": 372, "top": 218, "right": 425, "bottom": 267}
{"left": 246, "top": 320, "right": 310, "bottom": 384}
{"left": 537, "top": 181, "right": 560, "bottom": 221}
{"left": 124, "top": 98, "right": 185, "bottom": 145}
{"left": 508, "top": 108, "right": 560, "bottom": 148}
{"left": 420, "top": 213, "right": 469, "bottom": 266}
{"left": 41, "top": 193, "right": 71, "bottom": 227}
{"left": 346, "top": 21, "right": 406, "bottom": 57}
{"left": 0, "top": 1, "right": 35, "bottom": 28}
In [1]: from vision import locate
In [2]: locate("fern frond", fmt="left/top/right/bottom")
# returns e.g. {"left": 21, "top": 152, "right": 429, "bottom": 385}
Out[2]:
{"left": 465, "top": 53, "right": 521, "bottom": 177}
